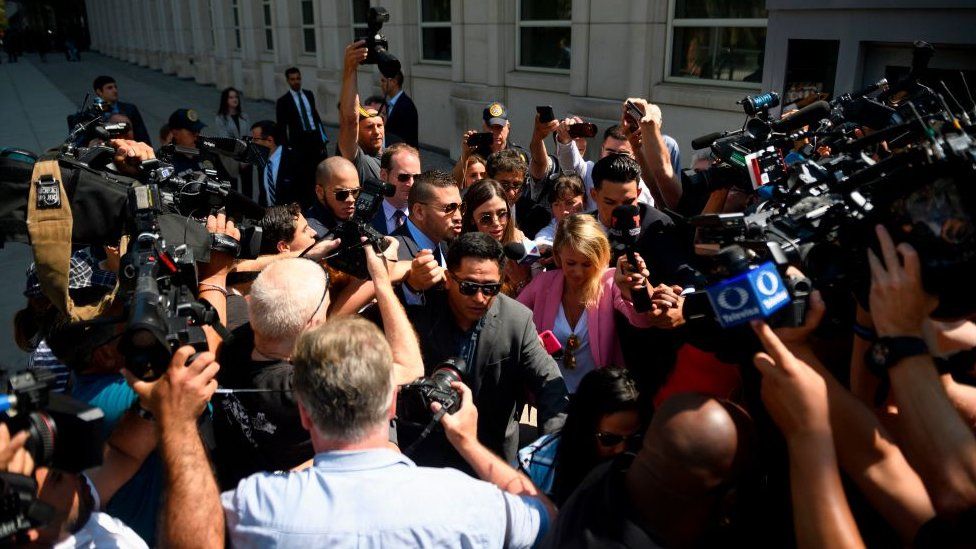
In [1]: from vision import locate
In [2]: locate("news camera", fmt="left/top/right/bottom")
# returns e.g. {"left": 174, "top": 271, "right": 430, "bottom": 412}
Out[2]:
{"left": 364, "top": 6, "right": 401, "bottom": 79}
{"left": 683, "top": 41, "right": 976, "bottom": 326}
{"left": 397, "top": 358, "right": 466, "bottom": 427}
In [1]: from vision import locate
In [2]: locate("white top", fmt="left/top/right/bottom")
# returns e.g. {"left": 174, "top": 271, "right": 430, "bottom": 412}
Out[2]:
{"left": 53, "top": 512, "right": 148, "bottom": 549}
{"left": 555, "top": 140, "right": 654, "bottom": 211}
{"left": 553, "top": 302, "right": 596, "bottom": 393}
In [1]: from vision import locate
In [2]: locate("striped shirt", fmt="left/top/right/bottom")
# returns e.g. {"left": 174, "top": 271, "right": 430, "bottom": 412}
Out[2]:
{"left": 27, "top": 340, "right": 71, "bottom": 393}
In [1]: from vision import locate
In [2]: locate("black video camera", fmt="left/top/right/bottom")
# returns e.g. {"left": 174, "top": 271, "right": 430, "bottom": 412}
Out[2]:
{"left": 325, "top": 176, "right": 395, "bottom": 280}
{"left": 397, "top": 358, "right": 465, "bottom": 426}
{"left": 0, "top": 370, "right": 104, "bottom": 474}
{"left": 364, "top": 6, "right": 401, "bottom": 79}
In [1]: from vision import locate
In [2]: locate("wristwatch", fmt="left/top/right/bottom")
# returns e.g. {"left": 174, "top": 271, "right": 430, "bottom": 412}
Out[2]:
{"left": 865, "top": 336, "right": 928, "bottom": 377}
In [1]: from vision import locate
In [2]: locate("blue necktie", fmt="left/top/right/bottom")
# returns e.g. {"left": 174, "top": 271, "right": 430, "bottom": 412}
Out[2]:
{"left": 266, "top": 163, "right": 276, "bottom": 205}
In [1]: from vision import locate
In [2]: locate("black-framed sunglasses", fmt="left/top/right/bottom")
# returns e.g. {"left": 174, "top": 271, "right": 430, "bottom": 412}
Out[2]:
{"left": 449, "top": 272, "right": 502, "bottom": 297}
{"left": 595, "top": 431, "right": 642, "bottom": 448}
{"left": 333, "top": 188, "right": 361, "bottom": 201}
{"left": 477, "top": 209, "right": 509, "bottom": 226}
{"left": 498, "top": 181, "right": 524, "bottom": 192}
{"left": 396, "top": 172, "right": 421, "bottom": 183}
{"left": 305, "top": 263, "right": 331, "bottom": 326}
{"left": 418, "top": 201, "right": 464, "bottom": 215}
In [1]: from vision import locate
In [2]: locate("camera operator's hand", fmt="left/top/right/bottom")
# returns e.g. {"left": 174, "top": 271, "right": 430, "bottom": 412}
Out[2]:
{"left": 752, "top": 320, "right": 831, "bottom": 438}
{"left": 201, "top": 212, "right": 240, "bottom": 280}
{"left": 460, "top": 130, "right": 477, "bottom": 158}
{"left": 532, "top": 114, "right": 559, "bottom": 145}
{"left": 614, "top": 252, "right": 650, "bottom": 303}
{"left": 343, "top": 40, "right": 368, "bottom": 74}
{"left": 406, "top": 249, "right": 445, "bottom": 291}
{"left": 867, "top": 225, "right": 937, "bottom": 338}
{"left": 123, "top": 346, "right": 219, "bottom": 428}
{"left": 434, "top": 381, "right": 478, "bottom": 449}
{"left": 646, "top": 285, "right": 686, "bottom": 330}
{"left": 363, "top": 236, "right": 396, "bottom": 287}
{"left": 301, "top": 237, "right": 342, "bottom": 263}
{"left": 555, "top": 116, "right": 582, "bottom": 145}
{"left": 0, "top": 424, "right": 32, "bottom": 475}
{"left": 110, "top": 138, "right": 155, "bottom": 176}
{"left": 773, "top": 289, "right": 826, "bottom": 350}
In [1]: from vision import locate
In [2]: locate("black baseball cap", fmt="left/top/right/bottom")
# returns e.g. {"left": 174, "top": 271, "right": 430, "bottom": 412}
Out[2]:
{"left": 168, "top": 108, "right": 206, "bottom": 132}
{"left": 483, "top": 102, "right": 509, "bottom": 126}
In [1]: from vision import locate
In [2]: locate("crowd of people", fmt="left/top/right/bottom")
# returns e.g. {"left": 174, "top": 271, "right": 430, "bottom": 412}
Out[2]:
{"left": 5, "top": 37, "right": 976, "bottom": 548}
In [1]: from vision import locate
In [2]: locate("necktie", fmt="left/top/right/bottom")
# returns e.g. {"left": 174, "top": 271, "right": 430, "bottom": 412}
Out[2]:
{"left": 297, "top": 91, "right": 311, "bottom": 131}
{"left": 393, "top": 209, "right": 406, "bottom": 229}
{"left": 432, "top": 243, "right": 444, "bottom": 267}
{"left": 266, "top": 163, "right": 276, "bottom": 205}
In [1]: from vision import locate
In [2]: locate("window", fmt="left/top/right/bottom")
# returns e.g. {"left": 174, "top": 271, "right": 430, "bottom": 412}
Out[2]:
{"left": 666, "top": 0, "right": 767, "bottom": 87}
{"left": 301, "top": 0, "right": 316, "bottom": 53}
{"left": 419, "top": 0, "right": 451, "bottom": 63}
{"left": 207, "top": 0, "right": 217, "bottom": 49}
{"left": 517, "top": 0, "right": 571, "bottom": 72}
{"left": 263, "top": 0, "right": 274, "bottom": 51}
{"left": 352, "top": 0, "right": 369, "bottom": 40}
{"left": 231, "top": 0, "right": 241, "bottom": 50}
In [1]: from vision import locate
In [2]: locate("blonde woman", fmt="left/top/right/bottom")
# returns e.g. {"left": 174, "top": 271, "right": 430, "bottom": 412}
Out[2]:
{"left": 518, "top": 214, "right": 653, "bottom": 391}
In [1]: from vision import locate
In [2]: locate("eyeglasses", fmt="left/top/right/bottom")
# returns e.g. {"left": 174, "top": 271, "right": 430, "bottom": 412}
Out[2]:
{"left": 418, "top": 201, "right": 464, "bottom": 215}
{"left": 396, "top": 172, "right": 421, "bottom": 183}
{"left": 305, "top": 264, "right": 331, "bottom": 326}
{"left": 595, "top": 431, "right": 642, "bottom": 448}
{"left": 477, "top": 209, "right": 509, "bottom": 227}
{"left": 498, "top": 181, "right": 524, "bottom": 193}
{"left": 564, "top": 334, "right": 580, "bottom": 369}
{"left": 332, "top": 188, "right": 361, "bottom": 201}
{"left": 449, "top": 272, "right": 502, "bottom": 297}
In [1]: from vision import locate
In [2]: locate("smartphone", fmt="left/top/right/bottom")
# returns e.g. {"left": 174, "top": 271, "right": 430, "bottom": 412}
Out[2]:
{"left": 539, "top": 330, "right": 564, "bottom": 359}
{"left": 536, "top": 105, "right": 556, "bottom": 124}
{"left": 568, "top": 122, "right": 598, "bottom": 138}
{"left": 466, "top": 132, "right": 493, "bottom": 149}
{"left": 624, "top": 101, "right": 644, "bottom": 131}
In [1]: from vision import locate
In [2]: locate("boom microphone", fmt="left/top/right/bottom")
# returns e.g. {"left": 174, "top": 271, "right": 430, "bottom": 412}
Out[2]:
{"left": 196, "top": 136, "right": 248, "bottom": 159}
{"left": 691, "top": 132, "right": 726, "bottom": 151}
{"left": 770, "top": 101, "right": 831, "bottom": 134}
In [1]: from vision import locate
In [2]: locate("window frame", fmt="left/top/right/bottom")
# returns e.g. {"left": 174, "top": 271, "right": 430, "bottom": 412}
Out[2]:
{"left": 664, "top": 0, "right": 767, "bottom": 89}
{"left": 230, "top": 0, "right": 242, "bottom": 51}
{"left": 515, "top": 0, "right": 572, "bottom": 74}
{"left": 262, "top": 0, "right": 274, "bottom": 52}
{"left": 417, "top": 0, "right": 451, "bottom": 65}
{"left": 301, "top": 0, "right": 317, "bottom": 54}
{"left": 352, "top": 0, "right": 369, "bottom": 40}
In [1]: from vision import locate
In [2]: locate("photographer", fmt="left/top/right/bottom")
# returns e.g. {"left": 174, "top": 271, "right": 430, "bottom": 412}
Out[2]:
{"left": 623, "top": 98, "right": 683, "bottom": 211}
{"left": 339, "top": 40, "right": 386, "bottom": 184}
{"left": 452, "top": 102, "right": 530, "bottom": 194}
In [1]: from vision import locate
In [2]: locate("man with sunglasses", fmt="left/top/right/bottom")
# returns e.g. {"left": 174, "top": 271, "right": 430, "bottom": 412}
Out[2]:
{"left": 370, "top": 143, "right": 421, "bottom": 235}
{"left": 306, "top": 156, "right": 362, "bottom": 238}
{"left": 400, "top": 232, "right": 569, "bottom": 472}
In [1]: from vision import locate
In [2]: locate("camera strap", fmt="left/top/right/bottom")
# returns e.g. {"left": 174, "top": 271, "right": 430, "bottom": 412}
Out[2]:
{"left": 26, "top": 159, "right": 116, "bottom": 321}
{"left": 400, "top": 408, "right": 447, "bottom": 458}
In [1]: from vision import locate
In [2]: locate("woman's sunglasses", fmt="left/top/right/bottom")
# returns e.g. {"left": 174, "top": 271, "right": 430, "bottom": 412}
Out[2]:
{"left": 477, "top": 209, "right": 510, "bottom": 227}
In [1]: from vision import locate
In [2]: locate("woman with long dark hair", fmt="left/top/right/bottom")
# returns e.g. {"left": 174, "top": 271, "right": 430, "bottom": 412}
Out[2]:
{"left": 519, "top": 367, "right": 642, "bottom": 505}
{"left": 461, "top": 179, "right": 532, "bottom": 296}
{"left": 214, "top": 87, "right": 249, "bottom": 180}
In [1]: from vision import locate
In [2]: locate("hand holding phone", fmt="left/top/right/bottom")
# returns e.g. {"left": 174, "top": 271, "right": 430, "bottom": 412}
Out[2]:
{"left": 624, "top": 101, "right": 644, "bottom": 132}
{"left": 568, "top": 122, "right": 598, "bottom": 139}
{"left": 536, "top": 105, "right": 556, "bottom": 124}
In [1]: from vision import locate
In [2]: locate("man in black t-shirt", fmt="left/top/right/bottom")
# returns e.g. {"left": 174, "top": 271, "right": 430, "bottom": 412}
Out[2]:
{"left": 542, "top": 393, "right": 754, "bottom": 548}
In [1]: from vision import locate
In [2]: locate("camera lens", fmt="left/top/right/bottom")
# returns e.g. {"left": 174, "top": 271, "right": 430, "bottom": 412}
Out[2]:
{"left": 25, "top": 412, "right": 56, "bottom": 467}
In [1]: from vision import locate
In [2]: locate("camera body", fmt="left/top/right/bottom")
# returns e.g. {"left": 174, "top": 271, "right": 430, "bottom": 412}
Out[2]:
{"left": 364, "top": 6, "right": 401, "bottom": 78}
{"left": 397, "top": 359, "right": 466, "bottom": 426}
{"left": 327, "top": 176, "right": 396, "bottom": 280}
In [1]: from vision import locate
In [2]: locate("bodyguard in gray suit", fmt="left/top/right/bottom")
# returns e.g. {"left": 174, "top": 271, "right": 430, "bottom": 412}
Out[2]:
{"left": 399, "top": 232, "right": 568, "bottom": 471}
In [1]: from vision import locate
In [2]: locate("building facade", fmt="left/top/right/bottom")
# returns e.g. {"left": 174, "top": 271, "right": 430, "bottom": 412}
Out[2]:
{"left": 85, "top": 0, "right": 976, "bottom": 164}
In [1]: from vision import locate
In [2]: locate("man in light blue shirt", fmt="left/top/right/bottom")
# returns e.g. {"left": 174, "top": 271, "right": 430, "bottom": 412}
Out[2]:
{"left": 144, "top": 244, "right": 553, "bottom": 548}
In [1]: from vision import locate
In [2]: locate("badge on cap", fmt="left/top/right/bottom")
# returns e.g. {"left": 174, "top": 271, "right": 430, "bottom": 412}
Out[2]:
{"left": 186, "top": 109, "right": 199, "bottom": 122}
{"left": 488, "top": 103, "right": 504, "bottom": 118}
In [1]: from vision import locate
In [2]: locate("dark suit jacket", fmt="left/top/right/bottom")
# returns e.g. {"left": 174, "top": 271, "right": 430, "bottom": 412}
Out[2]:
{"left": 238, "top": 147, "right": 305, "bottom": 208}
{"left": 515, "top": 193, "right": 552, "bottom": 240}
{"left": 384, "top": 93, "right": 419, "bottom": 148}
{"left": 401, "top": 292, "right": 569, "bottom": 468}
{"left": 370, "top": 204, "right": 390, "bottom": 236}
{"left": 275, "top": 89, "right": 324, "bottom": 148}
{"left": 117, "top": 102, "right": 152, "bottom": 146}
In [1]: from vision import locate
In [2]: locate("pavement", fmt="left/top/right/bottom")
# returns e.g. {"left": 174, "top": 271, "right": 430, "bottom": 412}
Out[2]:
{"left": 0, "top": 52, "right": 455, "bottom": 370}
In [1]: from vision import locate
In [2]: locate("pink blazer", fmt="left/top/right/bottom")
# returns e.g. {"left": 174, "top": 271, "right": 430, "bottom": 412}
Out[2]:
{"left": 518, "top": 268, "right": 653, "bottom": 368}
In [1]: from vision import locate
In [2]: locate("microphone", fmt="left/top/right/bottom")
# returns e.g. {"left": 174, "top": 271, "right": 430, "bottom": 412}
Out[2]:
{"left": 704, "top": 261, "right": 791, "bottom": 328}
{"left": 770, "top": 101, "right": 830, "bottom": 134}
{"left": 608, "top": 205, "right": 652, "bottom": 313}
{"left": 196, "top": 135, "right": 248, "bottom": 159}
{"left": 503, "top": 241, "right": 547, "bottom": 265}
{"left": 691, "top": 131, "right": 725, "bottom": 150}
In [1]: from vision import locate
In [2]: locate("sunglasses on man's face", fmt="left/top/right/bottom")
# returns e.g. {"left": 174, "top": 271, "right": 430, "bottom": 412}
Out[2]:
{"left": 333, "top": 188, "right": 361, "bottom": 201}
{"left": 396, "top": 172, "right": 421, "bottom": 183}
{"left": 499, "top": 181, "right": 524, "bottom": 193}
{"left": 449, "top": 273, "right": 502, "bottom": 297}
{"left": 477, "top": 209, "right": 509, "bottom": 227}
{"left": 595, "top": 431, "right": 642, "bottom": 448}
{"left": 418, "top": 201, "right": 464, "bottom": 215}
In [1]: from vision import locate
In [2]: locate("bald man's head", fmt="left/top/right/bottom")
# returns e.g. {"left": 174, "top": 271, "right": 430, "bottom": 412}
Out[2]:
{"left": 315, "top": 156, "right": 361, "bottom": 221}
